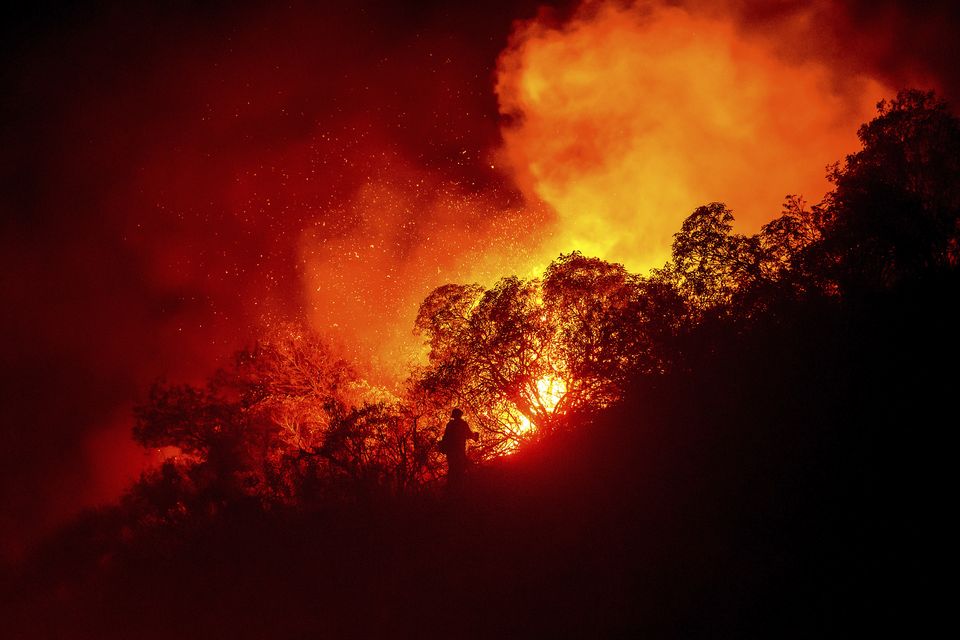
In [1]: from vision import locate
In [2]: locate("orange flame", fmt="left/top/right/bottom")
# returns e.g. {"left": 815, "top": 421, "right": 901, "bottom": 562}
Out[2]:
{"left": 516, "top": 374, "right": 567, "bottom": 434}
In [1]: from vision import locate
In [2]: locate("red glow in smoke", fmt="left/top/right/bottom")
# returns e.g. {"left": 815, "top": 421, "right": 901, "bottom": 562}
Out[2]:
{"left": 2, "top": 0, "right": 954, "bottom": 559}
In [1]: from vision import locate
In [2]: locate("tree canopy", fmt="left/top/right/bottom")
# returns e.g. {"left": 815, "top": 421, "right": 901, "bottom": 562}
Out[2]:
{"left": 816, "top": 90, "right": 960, "bottom": 290}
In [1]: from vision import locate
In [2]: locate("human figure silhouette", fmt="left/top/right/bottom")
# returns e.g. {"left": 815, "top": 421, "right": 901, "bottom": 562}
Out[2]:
{"left": 440, "top": 408, "right": 478, "bottom": 490}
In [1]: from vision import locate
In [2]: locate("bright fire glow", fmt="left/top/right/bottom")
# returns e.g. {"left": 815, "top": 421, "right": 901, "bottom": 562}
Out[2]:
{"left": 533, "top": 374, "right": 567, "bottom": 415}
{"left": 516, "top": 374, "right": 568, "bottom": 436}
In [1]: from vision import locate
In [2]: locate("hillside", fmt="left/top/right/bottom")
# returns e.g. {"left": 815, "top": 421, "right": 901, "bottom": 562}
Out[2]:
{"left": 4, "top": 272, "right": 952, "bottom": 638}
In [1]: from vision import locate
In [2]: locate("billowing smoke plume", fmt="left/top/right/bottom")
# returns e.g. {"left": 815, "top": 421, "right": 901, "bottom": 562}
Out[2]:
{"left": 495, "top": 0, "right": 889, "bottom": 272}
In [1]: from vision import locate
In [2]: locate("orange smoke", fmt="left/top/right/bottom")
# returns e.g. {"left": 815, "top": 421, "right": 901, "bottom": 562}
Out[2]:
{"left": 298, "top": 156, "right": 549, "bottom": 387}
{"left": 495, "top": 0, "right": 889, "bottom": 272}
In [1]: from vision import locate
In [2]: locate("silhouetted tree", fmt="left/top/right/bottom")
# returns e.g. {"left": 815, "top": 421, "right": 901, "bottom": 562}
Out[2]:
{"left": 758, "top": 195, "right": 823, "bottom": 282}
{"left": 133, "top": 383, "right": 252, "bottom": 506}
{"left": 309, "top": 400, "right": 435, "bottom": 495}
{"left": 815, "top": 89, "right": 960, "bottom": 290}
{"left": 412, "top": 253, "right": 685, "bottom": 454}
{"left": 414, "top": 276, "right": 552, "bottom": 455}
{"left": 543, "top": 251, "right": 684, "bottom": 383}
{"left": 661, "top": 202, "right": 762, "bottom": 312}
{"left": 133, "top": 325, "right": 407, "bottom": 506}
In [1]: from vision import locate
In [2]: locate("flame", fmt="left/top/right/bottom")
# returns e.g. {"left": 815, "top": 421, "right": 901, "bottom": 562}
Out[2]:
{"left": 495, "top": 0, "right": 889, "bottom": 274}
{"left": 533, "top": 374, "right": 567, "bottom": 415}
{"left": 516, "top": 374, "right": 568, "bottom": 436}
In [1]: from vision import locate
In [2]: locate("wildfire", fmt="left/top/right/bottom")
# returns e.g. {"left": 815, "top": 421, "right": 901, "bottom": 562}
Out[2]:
{"left": 297, "top": 1, "right": 895, "bottom": 459}
{"left": 515, "top": 373, "right": 568, "bottom": 436}
{"left": 533, "top": 374, "right": 567, "bottom": 415}
{"left": 291, "top": 0, "right": 892, "bottom": 394}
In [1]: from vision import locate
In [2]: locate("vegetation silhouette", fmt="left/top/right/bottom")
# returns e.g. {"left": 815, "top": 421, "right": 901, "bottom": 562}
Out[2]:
{"left": 2, "top": 90, "right": 957, "bottom": 638}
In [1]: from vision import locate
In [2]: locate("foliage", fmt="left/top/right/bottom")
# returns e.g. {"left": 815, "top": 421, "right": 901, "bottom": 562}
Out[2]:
{"left": 133, "top": 325, "right": 433, "bottom": 511}
{"left": 662, "top": 202, "right": 762, "bottom": 311}
{"left": 412, "top": 253, "right": 687, "bottom": 454}
{"left": 815, "top": 89, "right": 960, "bottom": 290}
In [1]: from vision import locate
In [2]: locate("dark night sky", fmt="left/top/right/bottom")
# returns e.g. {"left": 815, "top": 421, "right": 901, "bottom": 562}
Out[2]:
{"left": 1, "top": 0, "right": 958, "bottom": 560}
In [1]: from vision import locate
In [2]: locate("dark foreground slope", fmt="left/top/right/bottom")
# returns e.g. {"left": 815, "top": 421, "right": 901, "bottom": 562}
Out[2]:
{"left": 3, "top": 276, "right": 954, "bottom": 639}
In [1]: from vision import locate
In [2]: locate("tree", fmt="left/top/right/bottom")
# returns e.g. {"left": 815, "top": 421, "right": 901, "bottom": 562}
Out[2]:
{"left": 815, "top": 90, "right": 960, "bottom": 290}
{"left": 414, "top": 276, "right": 553, "bottom": 455}
{"left": 412, "top": 254, "right": 685, "bottom": 454}
{"left": 312, "top": 401, "right": 434, "bottom": 496}
{"left": 758, "top": 195, "right": 822, "bottom": 281}
{"left": 226, "top": 325, "right": 361, "bottom": 455}
{"left": 662, "top": 202, "right": 762, "bottom": 311}
{"left": 133, "top": 325, "right": 404, "bottom": 505}
{"left": 543, "top": 251, "right": 684, "bottom": 384}
{"left": 133, "top": 382, "right": 252, "bottom": 505}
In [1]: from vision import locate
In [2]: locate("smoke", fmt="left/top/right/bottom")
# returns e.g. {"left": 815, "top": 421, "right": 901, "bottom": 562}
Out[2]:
{"left": 495, "top": 0, "right": 889, "bottom": 272}
{"left": 298, "top": 155, "right": 548, "bottom": 385}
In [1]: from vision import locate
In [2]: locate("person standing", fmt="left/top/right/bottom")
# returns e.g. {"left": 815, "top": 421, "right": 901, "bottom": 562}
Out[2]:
{"left": 440, "top": 408, "right": 478, "bottom": 489}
